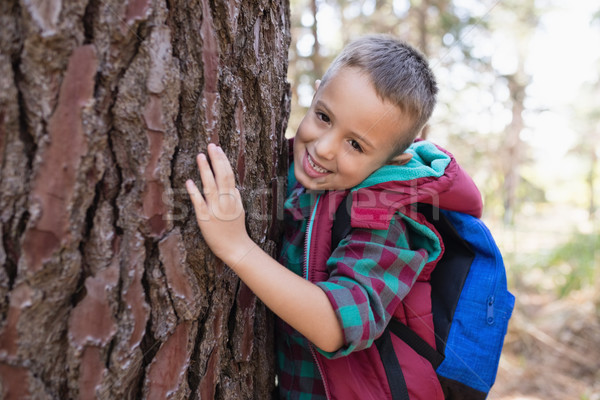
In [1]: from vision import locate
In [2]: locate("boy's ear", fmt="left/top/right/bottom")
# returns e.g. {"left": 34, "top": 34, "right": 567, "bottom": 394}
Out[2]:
{"left": 387, "top": 152, "right": 412, "bottom": 166}
{"left": 315, "top": 79, "right": 321, "bottom": 91}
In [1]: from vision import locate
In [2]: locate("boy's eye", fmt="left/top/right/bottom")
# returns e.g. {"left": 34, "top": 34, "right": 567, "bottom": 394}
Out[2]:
{"left": 316, "top": 112, "right": 330, "bottom": 123}
{"left": 349, "top": 139, "right": 363, "bottom": 152}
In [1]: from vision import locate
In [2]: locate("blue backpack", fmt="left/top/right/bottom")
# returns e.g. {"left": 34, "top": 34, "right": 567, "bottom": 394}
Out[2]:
{"left": 332, "top": 200, "right": 515, "bottom": 400}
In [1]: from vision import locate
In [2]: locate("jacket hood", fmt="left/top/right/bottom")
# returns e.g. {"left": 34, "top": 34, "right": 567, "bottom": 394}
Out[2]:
{"left": 349, "top": 140, "right": 483, "bottom": 231}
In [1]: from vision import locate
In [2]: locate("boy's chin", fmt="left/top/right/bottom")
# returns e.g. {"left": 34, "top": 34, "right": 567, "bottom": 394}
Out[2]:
{"left": 295, "top": 170, "right": 330, "bottom": 191}
{"left": 295, "top": 172, "right": 351, "bottom": 192}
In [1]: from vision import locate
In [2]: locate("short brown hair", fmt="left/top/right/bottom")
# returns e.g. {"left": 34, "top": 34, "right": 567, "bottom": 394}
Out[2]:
{"left": 320, "top": 35, "right": 438, "bottom": 155}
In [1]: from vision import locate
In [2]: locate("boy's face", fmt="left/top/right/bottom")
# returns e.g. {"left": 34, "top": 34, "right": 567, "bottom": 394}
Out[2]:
{"left": 293, "top": 67, "right": 413, "bottom": 191}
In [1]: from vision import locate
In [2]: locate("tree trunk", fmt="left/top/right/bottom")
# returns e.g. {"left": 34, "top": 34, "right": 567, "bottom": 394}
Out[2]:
{"left": 0, "top": 0, "right": 290, "bottom": 399}
{"left": 587, "top": 149, "right": 596, "bottom": 219}
{"left": 308, "top": 0, "right": 323, "bottom": 80}
{"left": 503, "top": 72, "right": 526, "bottom": 226}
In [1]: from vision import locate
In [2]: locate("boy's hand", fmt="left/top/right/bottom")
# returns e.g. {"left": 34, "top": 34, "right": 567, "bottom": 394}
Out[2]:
{"left": 186, "top": 145, "right": 344, "bottom": 353}
{"left": 186, "top": 143, "right": 253, "bottom": 263}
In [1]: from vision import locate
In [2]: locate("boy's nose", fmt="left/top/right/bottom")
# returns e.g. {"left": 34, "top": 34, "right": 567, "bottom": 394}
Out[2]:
{"left": 314, "top": 133, "right": 337, "bottom": 161}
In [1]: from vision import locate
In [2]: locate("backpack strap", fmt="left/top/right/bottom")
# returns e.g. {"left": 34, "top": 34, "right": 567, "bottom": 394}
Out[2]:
{"left": 331, "top": 193, "right": 353, "bottom": 250}
{"left": 375, "top": 329, "right": 410, "bottom": 400}
{"left": 386, "top": 318, "right": 444, "bottom": 369}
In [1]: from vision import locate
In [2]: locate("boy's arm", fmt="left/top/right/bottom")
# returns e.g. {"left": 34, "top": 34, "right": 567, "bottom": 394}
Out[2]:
{"left": 185, "top": 143, "right": 344, "bottom": 353}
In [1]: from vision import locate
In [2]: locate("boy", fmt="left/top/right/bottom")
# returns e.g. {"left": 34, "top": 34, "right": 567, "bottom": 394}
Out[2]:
{"left": 186, "top": 35, "right": 482, "bottom": 399}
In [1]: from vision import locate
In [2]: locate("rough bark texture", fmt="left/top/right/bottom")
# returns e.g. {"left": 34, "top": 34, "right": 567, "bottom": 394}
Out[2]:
{"left": 0, "top": 0, "right": 290, "bottom": 399}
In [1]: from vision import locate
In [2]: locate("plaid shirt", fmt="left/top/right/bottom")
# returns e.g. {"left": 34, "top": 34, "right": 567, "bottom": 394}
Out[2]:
{"left": 276, "top": 186, "right": 430, "bottom": 399}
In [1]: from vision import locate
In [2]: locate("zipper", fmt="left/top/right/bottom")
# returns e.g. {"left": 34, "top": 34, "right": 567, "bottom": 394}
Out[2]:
{"left": 303, "top": 193, "right": 321, "bottom": 282}
{"left": 486, "top": 295, "right": 495, "bottom": 325}
{"left": 479, "top": 218, "right": 501, "bottom": 326}
{"left": 303, "top": 193, "right": 332, "bottom": 399}
{"left": 448, "top": 211, "right": 502, "bottom": 327}
{"left": 310, "top": 345, "right": 332, "bottom": 400}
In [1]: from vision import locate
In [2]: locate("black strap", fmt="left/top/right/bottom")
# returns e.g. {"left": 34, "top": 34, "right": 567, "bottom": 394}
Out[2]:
{"left": 331, "top": 193, "right": 353, "bottom": 251}
{"left": 387, "top": 319, "right": 445, "bottom": 369}
{"left": 375, "top": 329, "right": 410, "bottom": 400}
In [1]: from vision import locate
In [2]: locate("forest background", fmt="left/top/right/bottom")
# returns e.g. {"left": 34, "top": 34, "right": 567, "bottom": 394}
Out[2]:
{"left": 287, "top": 0, "right": 600, "bottom": 399}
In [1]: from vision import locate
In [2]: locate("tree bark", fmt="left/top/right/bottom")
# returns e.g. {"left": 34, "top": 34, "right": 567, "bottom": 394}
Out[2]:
{"left": 0, "top": 0, "right": 290, "bottom": 399}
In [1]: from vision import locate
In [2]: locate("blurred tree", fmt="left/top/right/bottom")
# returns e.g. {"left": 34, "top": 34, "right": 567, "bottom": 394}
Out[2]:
{"left": 569, "top": 67, "right": 600, "bottom": 219}
{"left": 570, "top": 11, "right": 600, "bottom": 219}
{"left": 492, "top": 0, "right": 539, "bottom": 225}
{"left": 502, "top": 72, "right": 527, "bottom": 225}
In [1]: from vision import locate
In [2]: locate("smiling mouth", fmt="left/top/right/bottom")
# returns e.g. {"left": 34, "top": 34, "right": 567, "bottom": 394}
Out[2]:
{"left": 302, "top": 151, "right": 332, "bottom": 178}
{"left": 307, "top": 153, "right": 330, "bottom": 174}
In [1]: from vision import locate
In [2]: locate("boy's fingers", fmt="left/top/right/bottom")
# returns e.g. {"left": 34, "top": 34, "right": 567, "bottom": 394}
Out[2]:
{"left": 196, "top": 153, "right": 217, "bottom": 197}
{"left": 185, "top": 179, "right": 209, "bottom": 220}
{"left": 208, "top": 144, "right": 236, "bottom": 190}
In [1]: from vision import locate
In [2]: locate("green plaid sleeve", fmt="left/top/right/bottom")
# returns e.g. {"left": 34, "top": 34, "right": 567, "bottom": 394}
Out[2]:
{"left": 316, "top": 214, "right": 433, "bottom": 358}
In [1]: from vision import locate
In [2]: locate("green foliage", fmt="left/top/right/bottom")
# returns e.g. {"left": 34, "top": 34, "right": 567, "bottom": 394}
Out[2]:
{"left": 504, "top": 226, "right": 599, "bottom": 299}
{"left": 547, "top": 231, "right": 600, "bottom": 297}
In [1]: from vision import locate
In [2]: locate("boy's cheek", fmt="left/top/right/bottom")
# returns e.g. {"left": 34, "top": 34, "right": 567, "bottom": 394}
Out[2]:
{"left": 295, "top": 117, "right": 316, "bottom": 141}
{"left": 292, "top": 134, "right": 307, "bottom": 158}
